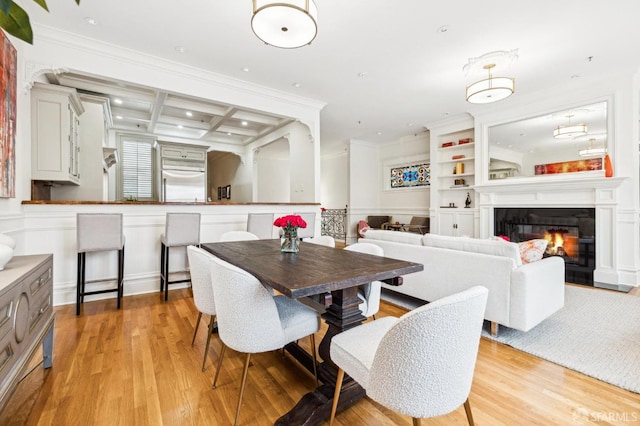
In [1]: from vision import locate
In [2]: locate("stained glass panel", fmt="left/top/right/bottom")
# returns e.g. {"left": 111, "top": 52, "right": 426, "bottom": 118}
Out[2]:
{"left": 390, "top": 163, "right": 430, "bottom": 188}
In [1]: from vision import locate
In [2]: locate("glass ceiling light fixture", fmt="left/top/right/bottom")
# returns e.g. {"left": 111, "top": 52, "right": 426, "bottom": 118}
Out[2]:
{"left": 465, "top": 63, "right": 515, "bottom": 104}
{"left": 464, "top": 50, "right": 518, "bottom": 104}
{"left": 554, "top": 114, "right": 587, "bottom": 139}
{"left": 251, "top": 0, "right": 318, "bottom": 49}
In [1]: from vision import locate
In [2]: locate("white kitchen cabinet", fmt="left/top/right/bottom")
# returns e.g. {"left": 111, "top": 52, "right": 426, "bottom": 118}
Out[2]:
{"left": 31, "top": 83, "right": 85, "bottom": 184}
{"left": 438, "top": 209, "right": 475, "bottom": 237}
{"left": 160, "top": 145, "right": 206, "bottom": 162}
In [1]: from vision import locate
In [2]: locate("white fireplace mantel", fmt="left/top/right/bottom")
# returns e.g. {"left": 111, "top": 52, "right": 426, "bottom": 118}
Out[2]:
{"left": 475, "top": 175, "right": 629, "bottom": 290}
{"left": 475, "top": 176, "right": 627, "bottom": 194}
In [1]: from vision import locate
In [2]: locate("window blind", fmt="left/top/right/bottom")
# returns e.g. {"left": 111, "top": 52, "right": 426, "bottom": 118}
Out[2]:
{"left": 120, "top": 138, "right": 154, "bottom": 200}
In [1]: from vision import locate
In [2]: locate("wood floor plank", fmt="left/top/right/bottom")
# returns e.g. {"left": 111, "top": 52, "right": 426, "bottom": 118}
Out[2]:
{"left": 1, "top": 286, "right": 638, "bottom": 425}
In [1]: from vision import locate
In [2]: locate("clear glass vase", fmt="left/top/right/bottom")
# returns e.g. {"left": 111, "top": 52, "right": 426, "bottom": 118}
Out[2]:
{"left": 280, "top": 228, "right": 300, "bottom": 253}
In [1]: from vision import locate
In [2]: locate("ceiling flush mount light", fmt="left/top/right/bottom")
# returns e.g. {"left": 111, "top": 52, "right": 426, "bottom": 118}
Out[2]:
{"left": 464, "top": 49, "right": 517, "bottom": 104}
{"left": 554, "top": 115, "right": 587, "bottom": 139}
{"left": 251, "top": 0, "right": 318, "bottom": 49}
{"left": 465, "top": 64, "right": 515, "bottom": 104}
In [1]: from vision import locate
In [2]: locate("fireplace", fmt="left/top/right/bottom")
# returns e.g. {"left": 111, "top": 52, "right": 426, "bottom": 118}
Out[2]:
{"left": 494, "top": 208, "right": 595, "bottom": 285}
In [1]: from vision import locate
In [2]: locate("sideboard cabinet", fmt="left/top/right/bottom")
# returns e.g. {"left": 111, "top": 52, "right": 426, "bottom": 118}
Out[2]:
{"left": 0, "top": 254, "right": 54, "bottom": 412}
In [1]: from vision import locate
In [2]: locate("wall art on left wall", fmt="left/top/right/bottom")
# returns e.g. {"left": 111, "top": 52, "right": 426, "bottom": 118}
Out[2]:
{"left": 0, "top": 30, "right": 16, "bottom": 198}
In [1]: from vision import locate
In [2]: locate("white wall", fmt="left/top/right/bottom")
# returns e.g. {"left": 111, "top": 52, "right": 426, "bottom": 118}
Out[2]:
{"left": 344, "top": 134, "right": 431, "bottom": 243}
{"left": 249, "top": 122, "right": 315, "bottom": 202}
{"left": 378, "top": 133, "right": 430, "bottom": 224}
{"left": 208, "top": 151, "right": 244, "bottom": 202}
{"left": 320, "top": 151, "right": 348, "bottom": 209}
{"left": 51, "top": 100, "right": 105, "bottom": 200}
{"left": 256, "top": 138, "right": 290, "bottom": 202}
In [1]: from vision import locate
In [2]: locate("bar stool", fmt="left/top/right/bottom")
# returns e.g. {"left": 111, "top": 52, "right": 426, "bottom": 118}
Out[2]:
{"left": 246, "top": 213, "right": 275, "bottom": 239}
{"left": 76, "top": 213, "right": 125, "bottom": 316}
{"left": 160, "top": 212, "right": 201, "bottom": 301}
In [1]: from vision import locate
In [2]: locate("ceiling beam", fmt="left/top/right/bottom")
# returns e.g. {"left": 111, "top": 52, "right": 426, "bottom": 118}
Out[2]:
{"left": 147, "top": 92, "right": 168, "bottom": 134}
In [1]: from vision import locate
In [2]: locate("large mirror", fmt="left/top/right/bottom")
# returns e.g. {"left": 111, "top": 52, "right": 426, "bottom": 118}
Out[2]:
{"left": 488, "top": 101, "right": 608, "bottom": 180}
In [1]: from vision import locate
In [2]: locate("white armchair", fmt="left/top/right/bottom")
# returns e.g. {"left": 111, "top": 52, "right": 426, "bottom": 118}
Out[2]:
{"left": 329, "top": 286, "right": 489, "bottom": 425}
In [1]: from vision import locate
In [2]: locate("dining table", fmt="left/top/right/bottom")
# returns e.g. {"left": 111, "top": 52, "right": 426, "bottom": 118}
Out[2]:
{"left": 201, "top": 239, "right": 424, "bottom": 426}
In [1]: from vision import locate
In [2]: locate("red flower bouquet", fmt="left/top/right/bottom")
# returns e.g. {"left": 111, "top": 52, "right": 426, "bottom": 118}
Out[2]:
{"left": 273, "top": 215, "right": 307, "bottom": 231}
{"left": 274, "top": 215, "right": 307, "bottom": 253}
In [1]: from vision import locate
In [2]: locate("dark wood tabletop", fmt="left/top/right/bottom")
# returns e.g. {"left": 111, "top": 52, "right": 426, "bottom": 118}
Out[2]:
{"left": 201, "top": 239, "right": 423, "bottom": 299}
{"left": 201, "top": 238, "right": 424, "bottom": 426}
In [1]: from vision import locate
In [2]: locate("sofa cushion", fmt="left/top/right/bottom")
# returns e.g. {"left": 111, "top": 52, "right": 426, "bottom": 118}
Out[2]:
{"left": 517, "top": 239, "right": 548, "bottom": 263}
{"left": 421, "top": 234, "right": 522, "bottom": 266}
{"left": 362, "top": 229, "right": 424, "bottom": 245}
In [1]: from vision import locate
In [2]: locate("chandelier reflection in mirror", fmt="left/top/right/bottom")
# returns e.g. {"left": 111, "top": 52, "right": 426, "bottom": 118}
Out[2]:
{"left": 251, "top": 0, "right": 318, "bottom": 49}
{"left": 579, "top": 139, "right": 606, "bottom": 157}
{"left": 554, "top": 114, "right": 587, "bottom": 139}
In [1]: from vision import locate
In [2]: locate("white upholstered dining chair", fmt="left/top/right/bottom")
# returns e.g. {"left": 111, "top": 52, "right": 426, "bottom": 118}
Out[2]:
{"left": 344, "top": 242, "right": 385, "bottom": 319}
{"left": 187, "top": 246, "right": 218, "bottom": 372}
{"left": 304, "top": 235, "right": 335, "bottom": 248}
{"left": 246, "top": 213, "right": 275, "bottom": 239}
{"left": 219, "top": 230, "right": 259, "bottom": 242}
{"left": 328, "top": 286, "right": 488, "bottom": 426}
{"left": 294, "top": 212, "right": 316, "bottom": 239}
{"left": 209, "top": 254, "right": 321, "bottom": 426}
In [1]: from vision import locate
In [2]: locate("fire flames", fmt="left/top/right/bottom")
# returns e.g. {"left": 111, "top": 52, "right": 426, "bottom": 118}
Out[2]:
{"left": 544, "top": 229, "right": 577, "bottom": 258}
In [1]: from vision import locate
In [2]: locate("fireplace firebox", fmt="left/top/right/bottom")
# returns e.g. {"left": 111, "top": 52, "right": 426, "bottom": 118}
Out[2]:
{"left": 494, "top": 208, "right": 595, "bottom": 285}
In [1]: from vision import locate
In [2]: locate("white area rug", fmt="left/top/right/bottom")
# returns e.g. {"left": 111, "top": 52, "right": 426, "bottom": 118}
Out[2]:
{"left": 482, "top": 285, "right": 640, "bottom": 394}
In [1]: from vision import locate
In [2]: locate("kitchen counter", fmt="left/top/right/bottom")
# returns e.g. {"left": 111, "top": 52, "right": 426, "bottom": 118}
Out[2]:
{"left": 19, "top": 201, "right": 322, "bottom": 307}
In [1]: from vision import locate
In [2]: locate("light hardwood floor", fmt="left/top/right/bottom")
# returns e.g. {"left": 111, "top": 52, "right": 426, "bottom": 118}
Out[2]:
{"left": 2, "top": 286, "right": 639, "bottom": 425}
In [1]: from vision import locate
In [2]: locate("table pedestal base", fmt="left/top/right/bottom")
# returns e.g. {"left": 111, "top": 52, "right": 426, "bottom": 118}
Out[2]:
{"left": 277, "top": 286, "right": 366, "bottom": 425}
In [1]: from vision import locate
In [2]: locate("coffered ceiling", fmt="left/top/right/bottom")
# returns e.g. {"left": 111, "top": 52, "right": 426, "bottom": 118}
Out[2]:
{"left": 22, "top": 1, "right": 640, "bottom": 155}
{"left": 46, "top": 71, "right": 294, "bottom": 148}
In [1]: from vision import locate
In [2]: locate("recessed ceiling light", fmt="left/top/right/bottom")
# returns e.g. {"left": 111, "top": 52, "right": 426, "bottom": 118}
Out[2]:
{"left": 185, "top": 111, "right": 193, "bottom": 117}
{"left": 113, "top": 98, "right": 123, "bottom": 105}
{"left": 241, "top": 121, "right": 248, "bottom": 126}
{"left": 292, "top": 82, "right": 301, "bottom": 88}
{"left": 174, "top": 46, "right": 187, "bottom": 53}
{"left": 407, "top": 123, "right": 413, "bottom": 127}
{"left": 357, "top": 72, "right": 368, "bottom": 78}
{"left": 227, "top": 132, "right": 232, "bottom": 136}
{"left": 242, "top": 67, "right": 250, "bottom": 72}
{"left": 178, "top": 125, "right": 183, "bottom": 129}
{"left": 115, "top": 115, "right": 123, "bottom": 120}
{"left": 437, "top": 25, "right": 449, "bottom": 33}
{"left": 84, "top": 17, "right": 98, "bottom": 25}
{"left": 377, "top": 131, "right": 382, "bottom": 136}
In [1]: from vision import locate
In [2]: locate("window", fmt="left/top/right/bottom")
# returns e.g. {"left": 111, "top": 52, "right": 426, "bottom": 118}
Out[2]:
{"left": 118, "top": 135, "right": 155, "bottom": 200}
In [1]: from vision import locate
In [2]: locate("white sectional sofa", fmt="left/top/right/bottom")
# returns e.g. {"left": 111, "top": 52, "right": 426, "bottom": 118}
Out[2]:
{"left": 360, "top": 230, "right": 565, "bottom": 335}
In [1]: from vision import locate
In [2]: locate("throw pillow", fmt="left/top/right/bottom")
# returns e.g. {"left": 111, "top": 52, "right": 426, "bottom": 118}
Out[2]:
{"left": 518, "top": 239, "right": 548, "bottom": 263}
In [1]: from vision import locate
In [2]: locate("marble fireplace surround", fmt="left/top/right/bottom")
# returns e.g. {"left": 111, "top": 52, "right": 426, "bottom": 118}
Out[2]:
{"left": 475, "top": 175, "right": 629, "bottom": 291}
